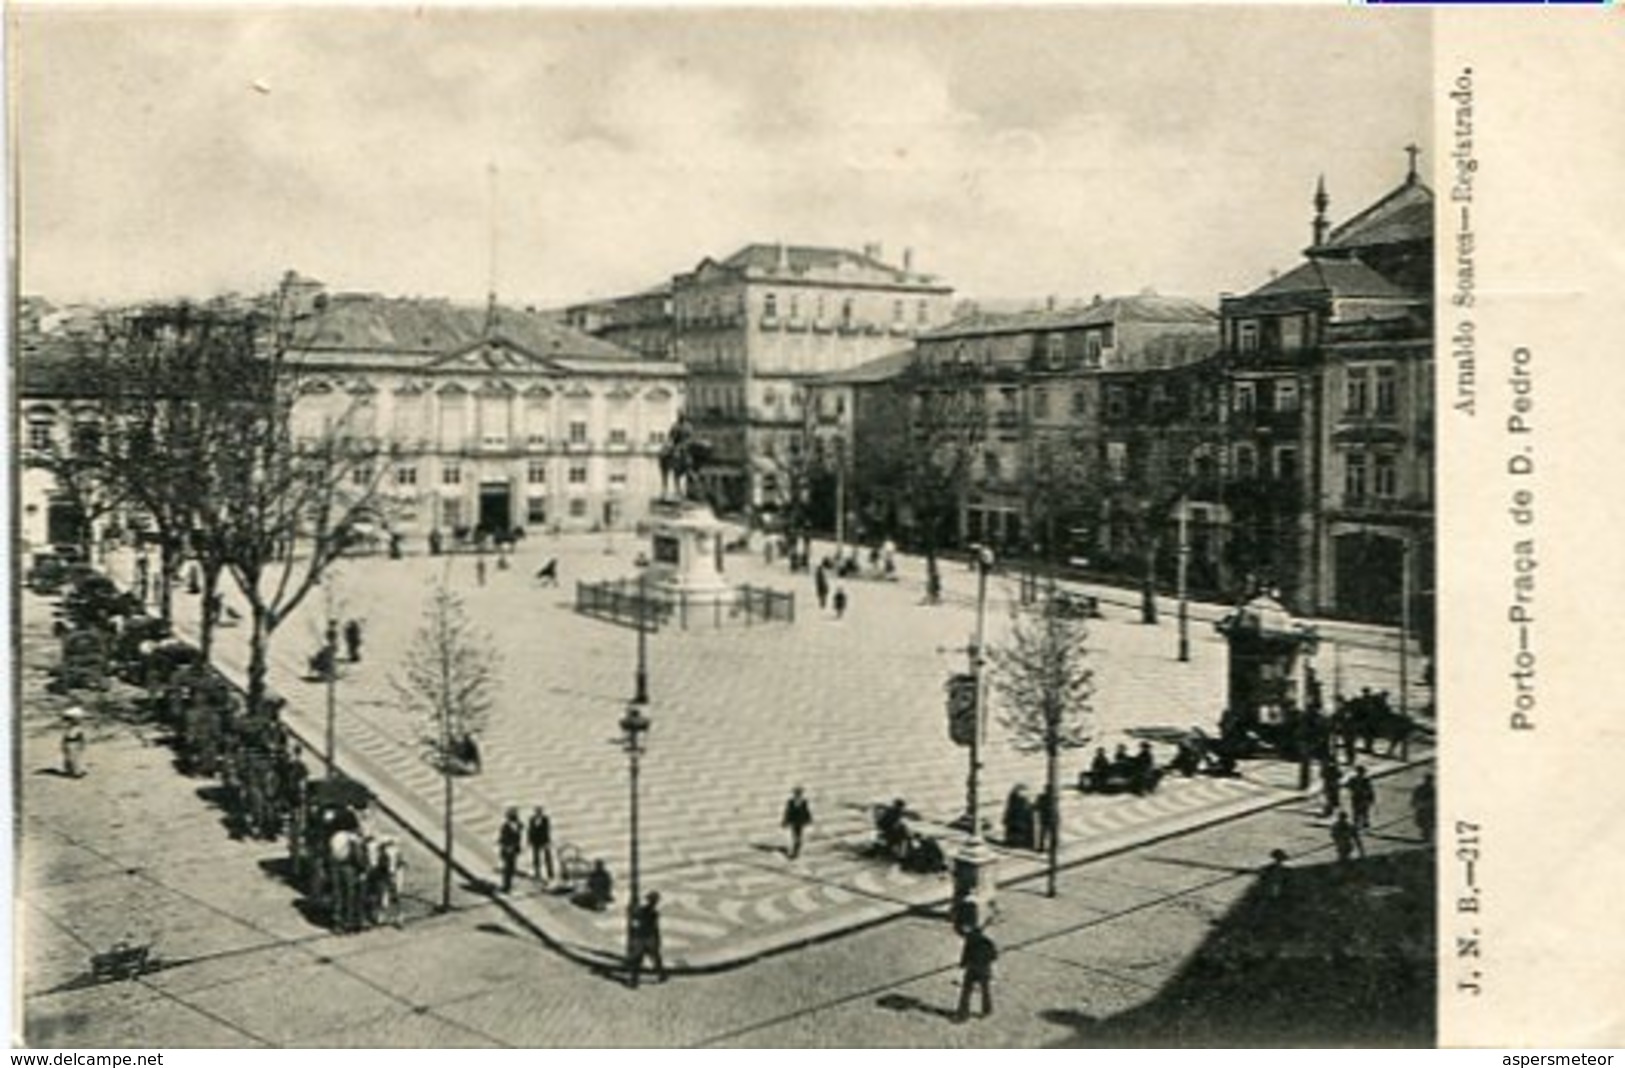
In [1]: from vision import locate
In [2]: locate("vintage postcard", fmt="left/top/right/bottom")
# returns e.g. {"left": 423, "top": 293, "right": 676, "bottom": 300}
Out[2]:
{"left": 5, "top": 3, "right": 1621, "bottom": 1050}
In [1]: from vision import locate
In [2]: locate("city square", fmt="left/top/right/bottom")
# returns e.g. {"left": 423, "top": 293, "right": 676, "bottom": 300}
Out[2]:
{"left": 18, "top": 537, "right": 1434, "bottom": 1046}
{"left": 136, "top": 528, "right": 1425, "bottom": 969}
{"left": 12, "top": 5, "right": 1442, "bottom": 1049}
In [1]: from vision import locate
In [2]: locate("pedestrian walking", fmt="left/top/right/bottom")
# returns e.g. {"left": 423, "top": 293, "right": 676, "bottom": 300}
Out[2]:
{"left": 497, "top": 808, "right": 523, "bottom": 893}
{"left": 1034, "top": 785, "right": 1057, "bottom": 853}
{"left": 61, "top": 709, "right": 88, "bottom": 778}
{"left": 1348, "top": 765, "right": 1376, "bottom": 831}
{"left": 814, "top": 564, "right": 830, "bottom": 611}
{"left": 954, "top": 924, "right": 998, "bottom": 1021}
{"left": 527, "top": 805, "right": 555, "bottom": 883}
{"left": 475, "top": 556, "right": 488, "bottom": 587}
{"left": 782, "top": 786, "right": 813, "bottom": 859}
{"left": 1319, "top": 758, "right": 1343, "bottom": 817}
{"left": 628, "top": 891, "right": 667, "bottom": 987}
{"left": 1411, "top": 772, "right": 1436, "bottom": 842}
{"left": 1330, "top": 809, "right": 1363, "bottom": 864}
{"left": 342, "top": 618, "right": 363, "bottom": 663}
{"left": 832, "top": 586, "right": 848, "bottom": 619}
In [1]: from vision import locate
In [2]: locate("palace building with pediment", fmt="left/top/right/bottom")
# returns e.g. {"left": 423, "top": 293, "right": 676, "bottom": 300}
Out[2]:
{"left": 279, "top": 275, "right": 687, "bottom": 540}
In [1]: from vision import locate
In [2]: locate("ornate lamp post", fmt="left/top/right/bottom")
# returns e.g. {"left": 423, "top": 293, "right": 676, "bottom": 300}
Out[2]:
{"left": 621, "top": 572, "right": 653, "bottom": 976}
{"left": 952, "top": 546, "right": 999, "bottom": 929}
{"left": 1177, "top": 495, "right": 1191, "bottom": 663}
{"left": 619, "top": 701, "right": 650, "bottom": 973}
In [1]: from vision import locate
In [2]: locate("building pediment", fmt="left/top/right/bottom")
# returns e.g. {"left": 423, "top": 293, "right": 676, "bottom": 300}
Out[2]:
{"left": 425, "top": 337, "right": 557, "bottom": 374}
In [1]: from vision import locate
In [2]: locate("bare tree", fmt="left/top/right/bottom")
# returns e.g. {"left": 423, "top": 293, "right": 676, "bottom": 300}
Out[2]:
{"left": 191, "top": 304, "right": 393, "bottom": 714}
{"left": 94, "top": 306, "right": 264, "bottom": 655}
{"left": 393, "top": 579, "right": 501, "bottom": 910}
{"left": 988, "top": 585, "right": 1095, "bottom": 897}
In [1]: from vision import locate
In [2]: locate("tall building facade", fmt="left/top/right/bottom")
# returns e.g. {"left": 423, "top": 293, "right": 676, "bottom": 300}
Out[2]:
{"left": 280, "top": 278, "right": 687, "bottom": 540}
{"left": 1219, "top": 161, "right": 1433, "bottom": 624}
{"left": 669, "top": 243, "right": 955, "bottom": 513}
{"left": 911, "top": 293, "right": 1219, "bottom": 553}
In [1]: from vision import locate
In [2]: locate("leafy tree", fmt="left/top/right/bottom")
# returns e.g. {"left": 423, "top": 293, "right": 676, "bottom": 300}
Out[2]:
{"left": 901, "top": 362, "right": 986, "bottom": 560}
{"left": 21, "top": 333, "right": 122, "bottom": 563}
{"left": 393, "top": 579, "right": 501, "bottom": 910}
{"left": 988, "top": 584, "right": 1095, "bottom": 897}
{"left": 1095, "top": 364, "right": 1228, "bottom": 624}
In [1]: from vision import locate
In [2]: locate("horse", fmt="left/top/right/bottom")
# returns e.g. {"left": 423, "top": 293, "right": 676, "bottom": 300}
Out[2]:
{"left": 368, "top": 837, "right": 407, "bottom": 928}
{"left": 327, "top": 828, "right": 366, "bottom": 933}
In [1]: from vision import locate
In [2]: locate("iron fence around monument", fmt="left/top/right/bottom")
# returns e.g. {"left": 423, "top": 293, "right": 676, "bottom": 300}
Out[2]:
{"left": 574, "top": 578, "right": 794, "bottom": 631}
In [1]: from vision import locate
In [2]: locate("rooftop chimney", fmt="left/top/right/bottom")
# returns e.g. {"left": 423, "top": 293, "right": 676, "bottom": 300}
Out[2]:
{"left": 776, "top": 242, "right": 790, "bottom": 273}
{"left": 902, "top": 247, "right": 914, "bottom": 274}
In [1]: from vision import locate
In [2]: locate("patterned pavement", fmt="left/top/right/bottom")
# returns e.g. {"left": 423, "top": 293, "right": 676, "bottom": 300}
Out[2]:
{"left": 152, "top": 534, "right": 1425, "bottom": 968}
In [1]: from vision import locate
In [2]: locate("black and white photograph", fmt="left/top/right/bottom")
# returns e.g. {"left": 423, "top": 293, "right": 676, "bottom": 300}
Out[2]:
{"left": 6, "top": 3, "right": 1620, "bottom": 1051}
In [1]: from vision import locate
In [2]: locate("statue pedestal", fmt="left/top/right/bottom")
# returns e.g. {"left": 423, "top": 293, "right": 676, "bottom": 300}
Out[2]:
{"left": 642, "top": 497, "right": 733, "bottom": 604}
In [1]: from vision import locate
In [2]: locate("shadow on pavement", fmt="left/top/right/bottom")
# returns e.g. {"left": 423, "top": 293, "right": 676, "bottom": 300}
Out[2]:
{"left": 876, "top": 991, "right": 959, "bottom": 1022}
{"left": 1041, "top": 847, "right": 1435, "bottom": 1047}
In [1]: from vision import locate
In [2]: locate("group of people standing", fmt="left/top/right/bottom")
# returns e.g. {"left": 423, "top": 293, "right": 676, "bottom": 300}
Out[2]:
{"left": 1001, "top": 784, "right": 1056, "bottom": 853}
{"left": 497, "top": 805, "right": 558, "bottom": 893}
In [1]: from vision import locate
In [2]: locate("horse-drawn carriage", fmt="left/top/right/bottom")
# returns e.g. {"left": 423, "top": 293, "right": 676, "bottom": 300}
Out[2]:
{"left": 294, "top": 778, "right": 406, "bottom": 931}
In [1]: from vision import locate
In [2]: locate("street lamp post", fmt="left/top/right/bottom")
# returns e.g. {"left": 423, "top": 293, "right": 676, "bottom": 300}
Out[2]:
{"left": 323, "top": 573, "right": 339, "bottom": 776}
{"left": 1176, "top": 496, "right": 1191, "bottom": 663}
{"left": 621, "top": 572, "right": 653, "bottom": 982}
{"left": 620, "top": 701, "right": 650, "bottom": 979}
{"left": 953, "top": 546, "right": 998, "bottom": 928}
{"left": 1398, "top": 535, "right": 1412, "bottom": 759}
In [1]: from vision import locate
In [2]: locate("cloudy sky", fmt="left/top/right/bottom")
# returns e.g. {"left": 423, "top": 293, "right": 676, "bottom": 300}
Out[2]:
{"left": 14, "top": 6, "right": 1431, "bottom": 309}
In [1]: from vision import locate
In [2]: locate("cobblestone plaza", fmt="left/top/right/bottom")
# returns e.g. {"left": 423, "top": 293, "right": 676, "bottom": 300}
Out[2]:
{"left": 138, "top": 534, "right": 1421, "bottom": 967}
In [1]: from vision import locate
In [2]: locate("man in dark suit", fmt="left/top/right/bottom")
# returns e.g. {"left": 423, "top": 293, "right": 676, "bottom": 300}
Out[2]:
{"left": 955, "top": 924, "right": 998, "bottom": 1021}
{"left": 497, "top": 808, "right": 523, "bottom": 893}
{"left": 782, "top": 787, "right": 813, "bottom": 859}
{"left": 628, "top": 891, "right": 667, "bottom": 987}
{"left": 527, "top": 805, "right": 554, "bottom": 883}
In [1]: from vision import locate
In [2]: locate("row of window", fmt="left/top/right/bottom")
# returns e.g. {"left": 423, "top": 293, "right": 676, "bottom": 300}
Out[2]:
{"left": 1232, "top": 314, "right": 1310, "bottom": 354}
{"left": 441, "top": 495, "right": 612, "bottom": 528}
{"left": 1344, "top": 365, "right": 1400, "bottom": 416}
{"left": 383, "top": 462, "right": 632, "bottom": 488}
{"left": 677, "top": 292, "right": 933, "bottom": 328}
{"left": 1344, "top": 451, "right": 1403, "bottom": 500}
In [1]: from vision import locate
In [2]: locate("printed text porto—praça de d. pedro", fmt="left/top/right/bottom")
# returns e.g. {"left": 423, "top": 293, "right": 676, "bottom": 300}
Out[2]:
{"left": 1447, "top": 65, "right": 1538, "bottom": 734}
